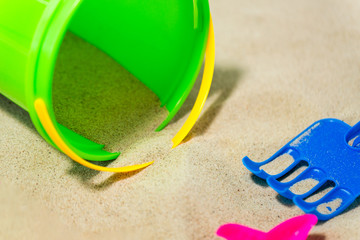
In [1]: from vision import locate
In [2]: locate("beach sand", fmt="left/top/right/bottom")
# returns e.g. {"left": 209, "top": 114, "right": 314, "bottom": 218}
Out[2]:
{"left": 1, "top": 0, "right": 360, "bottom": 239}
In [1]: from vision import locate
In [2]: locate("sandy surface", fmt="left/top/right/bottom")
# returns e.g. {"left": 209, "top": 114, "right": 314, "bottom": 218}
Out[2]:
{"left": 260, "top": 153, "right": 294, "bottom": 175}
{"left": 1, "top": 0, "right": 360, "bottom": 239}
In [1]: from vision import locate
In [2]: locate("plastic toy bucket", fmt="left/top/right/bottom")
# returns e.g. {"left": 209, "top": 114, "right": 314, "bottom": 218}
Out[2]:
{"left": 0, "top": 0, "right": 215, "bottom": 172}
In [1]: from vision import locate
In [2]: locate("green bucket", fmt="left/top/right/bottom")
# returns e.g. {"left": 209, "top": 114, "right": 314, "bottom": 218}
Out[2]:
{"left": 0, "top": 0, "right": 215, "bottom": 172}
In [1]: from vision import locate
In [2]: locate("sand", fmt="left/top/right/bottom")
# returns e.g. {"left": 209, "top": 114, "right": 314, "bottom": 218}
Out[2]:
{"left": 317, "top": 199, "right": 343, "bottom": 215}
{"left": 279, "top": 162, "right": 309, "bottom": 183}
{"left": 1, "top": 0, "right": 360, "bottom": 239}
{"left": 306, "top": 183, "right": 335, "bottom": 203}
{"left": 260, "top": 154, "right": 294, "bottom": 175}
{"left": 290, "top": 179, "right": 319, "bottom": 195}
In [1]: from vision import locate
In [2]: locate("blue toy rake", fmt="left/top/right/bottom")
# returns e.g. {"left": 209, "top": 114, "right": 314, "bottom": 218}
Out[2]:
{"left": 243, "top": 118, "right": 360, "bottom": 220}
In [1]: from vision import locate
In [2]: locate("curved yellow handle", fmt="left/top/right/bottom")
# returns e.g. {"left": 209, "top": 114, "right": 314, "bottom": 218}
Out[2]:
{"left": 172, "top": 15, "right": 215, "bottom": 148}
{"left": 34, "top": 99, "right": 154, "bottom": 173}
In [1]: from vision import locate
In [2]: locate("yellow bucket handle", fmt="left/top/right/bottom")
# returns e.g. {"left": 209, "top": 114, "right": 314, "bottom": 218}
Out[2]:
{"left": 172, "top": 15, "right": 215, "bottom": 148}
{"left": 34, "top": 16, "right": 215, "bottom": 172}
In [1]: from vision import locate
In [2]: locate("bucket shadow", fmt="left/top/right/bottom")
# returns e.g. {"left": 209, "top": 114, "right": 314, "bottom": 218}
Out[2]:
{"left": 68, "top": 164, "right": 145, "bottom": 191}
{"left": 171, "top": 66, "right": 242, "bottom": 140}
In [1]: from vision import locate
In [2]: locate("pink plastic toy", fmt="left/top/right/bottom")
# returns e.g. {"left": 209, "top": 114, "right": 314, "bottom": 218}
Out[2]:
{"left": 217, "top": 214, "right": 318, "bottom": 240}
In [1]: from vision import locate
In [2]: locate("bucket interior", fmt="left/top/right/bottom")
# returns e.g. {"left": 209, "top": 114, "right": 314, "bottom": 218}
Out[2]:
{"left": 68, "top": 0, "right": 204, "bottom": 112}
{"left": 44, "top": 0, "right": 209, "bottom": 161}
{"left": 52, "top": 32, "right": 168, "bottom": 154}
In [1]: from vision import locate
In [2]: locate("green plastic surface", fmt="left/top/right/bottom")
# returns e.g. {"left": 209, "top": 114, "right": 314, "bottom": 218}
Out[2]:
{"left": 0, "top": 0, "right": 210, "bottom": 161}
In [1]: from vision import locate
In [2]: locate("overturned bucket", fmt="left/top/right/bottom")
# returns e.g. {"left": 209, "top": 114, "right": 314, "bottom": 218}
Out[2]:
{"left": 0, "top": 0, "right": 215, "bottom": 172}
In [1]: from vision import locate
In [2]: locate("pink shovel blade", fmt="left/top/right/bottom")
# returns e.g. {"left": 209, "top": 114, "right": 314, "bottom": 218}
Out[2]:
{"left": 217, "top": 224, "right": 267, "bottom": 240}
{"left": 267, "top": 214, "right": 318, "bottom": 240}
{"left": 217, "top": 214, "right": 318, "bottom": 240}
